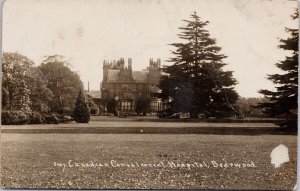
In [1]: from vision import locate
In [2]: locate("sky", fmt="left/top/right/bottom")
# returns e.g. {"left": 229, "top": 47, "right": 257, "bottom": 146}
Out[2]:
{"left": 2, "top": 0, "right": 298, "bottom": 97}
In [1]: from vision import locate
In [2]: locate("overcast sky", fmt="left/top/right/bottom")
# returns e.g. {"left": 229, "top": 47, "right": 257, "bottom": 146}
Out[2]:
{"left": 3, "top": 0, "right": 298, "bottom": 97}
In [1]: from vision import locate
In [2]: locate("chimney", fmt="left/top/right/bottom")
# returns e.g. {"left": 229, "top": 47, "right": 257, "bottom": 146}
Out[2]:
{"left": 128, "top": 58, "right": 132, "bottom": 69}
{"left": 128, "top": 58, "right": 132, "bottom": 67}
{"left": 128, "top": 58, "right": 132, "bottom": 76}
{"left": 157, "top": 58, "right": 161, "bottom": 67}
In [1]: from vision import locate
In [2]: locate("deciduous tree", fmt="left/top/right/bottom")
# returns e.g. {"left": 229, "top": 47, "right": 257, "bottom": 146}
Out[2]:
{"left": 2, "top": 52, "right": 52, "bottom": 112}
{"left": 39, "top": 55, "right": 83, "bottom": 114}
{"left": 11, "top": 80, "right": 31, "bottom": 112}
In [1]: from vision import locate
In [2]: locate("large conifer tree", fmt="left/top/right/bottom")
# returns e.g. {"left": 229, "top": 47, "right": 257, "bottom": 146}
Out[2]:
{"left": 160, "top": 12, "right": 238, "bottom": 118}
{"left": 259, "top": 11, "right": 298, "bottom": 129}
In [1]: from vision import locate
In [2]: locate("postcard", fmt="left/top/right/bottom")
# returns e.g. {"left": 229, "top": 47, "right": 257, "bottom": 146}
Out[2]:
{"left": 1, "top": 0, "right": 298, "bottom": 190}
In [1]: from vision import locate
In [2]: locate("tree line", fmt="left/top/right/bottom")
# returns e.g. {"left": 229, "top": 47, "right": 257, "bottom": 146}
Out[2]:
{"left": 2, "top": 53, "right": 90, "bottom": 124}
{"left": 159, "top": 11, "right": 298, "bottom": 129}
{"left": 2, "top": 11, "right": 297, "bottom": 128}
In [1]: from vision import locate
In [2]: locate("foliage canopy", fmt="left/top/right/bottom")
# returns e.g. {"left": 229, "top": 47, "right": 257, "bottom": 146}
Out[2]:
{"left": 160, "top": 12, "right": 238, "bottom": 118}
{"left": 259, "top": 11, "right": 298, "bottom": 128}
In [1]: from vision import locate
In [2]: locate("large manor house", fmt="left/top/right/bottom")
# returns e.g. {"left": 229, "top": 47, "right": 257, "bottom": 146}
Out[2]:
{"left": 99, "top": 58, "right": 163, "bottom": 114}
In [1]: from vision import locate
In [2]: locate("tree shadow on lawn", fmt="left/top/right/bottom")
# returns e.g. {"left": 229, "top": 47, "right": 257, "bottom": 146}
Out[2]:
{"left": 1, "top": 126, "right": 297, "bottom": 135}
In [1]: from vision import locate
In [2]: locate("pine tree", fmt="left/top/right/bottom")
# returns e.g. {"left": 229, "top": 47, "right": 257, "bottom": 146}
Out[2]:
{"left": 259, "top": 11, "right": 298, "bottom": 129}
{"left": 160, "top": 12, "right": 238, "bottom": 118}
{"left": 73, "top": 90, "right": 90, "bottom": 123}
{"left": 11, "top": 80, "right": 31, "bottom": 112}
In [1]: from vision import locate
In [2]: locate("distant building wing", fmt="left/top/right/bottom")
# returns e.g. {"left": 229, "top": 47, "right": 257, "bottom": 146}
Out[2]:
{"left": 89, "top": 90, "right": 101, "bottom": 98}
{"left": 86, "top": 90, "right": 101, "bottom": 99}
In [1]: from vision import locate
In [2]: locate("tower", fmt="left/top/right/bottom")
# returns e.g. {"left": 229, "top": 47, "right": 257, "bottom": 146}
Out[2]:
{"left": 148, "top": 58, "right": 162, "bottom": 85}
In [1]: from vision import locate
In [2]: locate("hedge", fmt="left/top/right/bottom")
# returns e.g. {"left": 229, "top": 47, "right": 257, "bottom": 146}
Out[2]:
{"left": 1, "top": 110, "right": 72, "bottom": 125}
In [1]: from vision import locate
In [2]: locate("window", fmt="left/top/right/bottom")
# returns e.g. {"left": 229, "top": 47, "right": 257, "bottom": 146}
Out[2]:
{"left": 121, "top": 101, "right": 132, "bottom": 111}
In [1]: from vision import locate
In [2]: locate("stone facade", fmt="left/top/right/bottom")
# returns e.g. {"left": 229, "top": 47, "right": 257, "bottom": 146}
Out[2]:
{"left": 100, "top": 58, "right": 162, "bottom": 114}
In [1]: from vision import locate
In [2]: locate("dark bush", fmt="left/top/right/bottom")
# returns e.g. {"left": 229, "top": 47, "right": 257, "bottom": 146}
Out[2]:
{"left": 44, "top": 113, "right": 59, "bottom": 124}
{"left": 32, "top": 113, "right": 72, "bottom": 124}
{"left": 73, "top": 90, "right": 90, "bottom": 123}
{"left": 16, "top": 111, "right": 30, "bottom": 124}
{"left": 1, "top": 110, "right": 18, "bottom": 125}
{"left": 29, "top": 112, "right": 45, "bottom": 124}
{"left": 90, "top": 106, "right": 100, "bottom": 116}
{"left": 1, "top": 110, "right": 74, "bottom": 125}
{"left": 1, "top": 110, "right": 30, "bottom": 125}
{"left": 55, "top": 113, "right": 73, "bottom": 123}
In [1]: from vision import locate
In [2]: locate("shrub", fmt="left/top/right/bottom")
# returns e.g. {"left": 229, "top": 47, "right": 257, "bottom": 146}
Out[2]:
{"left": 73, "top": 90, "right": 90, "bottom": 123}
{"left": 55, "top": 113, "right": 73, "bottom": 123}
{"left": 16, "top": 111, "right": 30, "bottom": 124}
{"left": 29, "top": 112, "right": 45, "bottom": 124}
{"left": 90, "top": 106, "right": 100, "bottom": 116}
{"left": 1, "top": 110, "right": 30, "bottom": 125}
{"left": 1, "top": 110, "right": 76, "bottom": 125}
{"left": 44, "top": 113, "right": 59, "bottom": 124}
{"left": 1, "top": 110, "right": 18, "bottom": 125}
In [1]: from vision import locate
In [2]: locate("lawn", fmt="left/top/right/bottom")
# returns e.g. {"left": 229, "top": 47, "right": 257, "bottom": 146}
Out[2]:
{"left": 0, "top": 132, "right": 297, "bottom": 190}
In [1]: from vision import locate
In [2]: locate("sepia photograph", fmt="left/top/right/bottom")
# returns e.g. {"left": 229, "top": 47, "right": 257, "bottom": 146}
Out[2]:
{"left": 0, "top": 0, "right": 298, "bottom": 190}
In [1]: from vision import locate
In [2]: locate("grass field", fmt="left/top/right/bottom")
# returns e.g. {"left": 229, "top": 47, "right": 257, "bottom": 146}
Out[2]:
{"left": 1, "top": 120, "right": 291, "bottom": 136}
{"left": 0, "top": 127, "right": 297, "bottom": 190}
